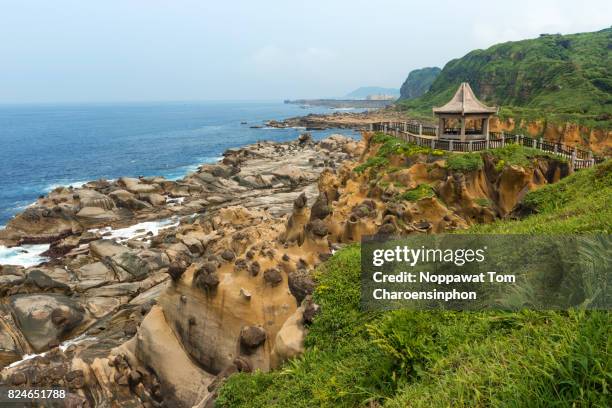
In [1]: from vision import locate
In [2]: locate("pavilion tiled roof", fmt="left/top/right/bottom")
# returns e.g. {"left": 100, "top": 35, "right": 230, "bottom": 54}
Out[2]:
{"left": 433, "top": 82, "right": 498, "bottom": 115}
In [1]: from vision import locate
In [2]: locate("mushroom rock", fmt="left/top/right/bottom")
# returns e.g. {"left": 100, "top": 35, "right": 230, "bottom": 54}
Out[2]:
{"left": 239, "top": 326, "right": 266, "bottom": 349}
{"left": 317, "top": 169, "right": 339, "bottom": 204}
{"left": 263, "top": 268, "right": 283, "bottom": 287}
{"left": 287, "top": 270, "right": 315, "bottom": 304}
{"left": 167, "top": 262, "right": 186, "bottom": 282}
{"left": 193, "top": 263, "right": 220, "bottom": 292}
{"left": 309, "top": 194, "right": 331, "bottom": 221}
{"left": 220, "top": 249, "right": 236, "bottom": 262}
{"left": 280, "top": 193, "right": 309, "bottom": 244}
{"left": 249, "top": 261, "right": 260, "bottom": 277}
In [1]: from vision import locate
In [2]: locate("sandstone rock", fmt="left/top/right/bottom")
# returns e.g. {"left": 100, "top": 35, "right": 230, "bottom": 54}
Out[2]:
{"left": 76, "top": 207, "right": 117, "bottom": 223}
{"left": 288, "top": 270, "right": 315, "bottom": 303}
{"left": 180, "top": 236, "right": 204, "bottom": 254}
{"left": 9, "top": 294, "right": 86, "bottom": 352}
{"left": 307, "top": 219, "right": 328, "bottom": 237}
{"left": 76, "top": 189, "right": 115, "bottom": 211}
{"left": 21, "top": 269, "right": 71, "bottom": 294}
{"left": 118, "top": 177, "right": 160, "bottom": 194}
{"left": 141, "top": 193, "right": 166, "bottom": 207}
{"left": 135, "top": 306, "right": 213, "bottom": 407}
{"left": 90, "top": 239, "right": 129, "bottom": 259}
{"left": 263, "top": 268, "right": 282, "bottom": 286}
{"left": 194, "top": 264, "right": 220, "bottom": 291}
{"left": 272, "top": 306, "right": 306, "bottom": 368}
{"left": 0, "top": 323, "right": 20, "bottom": 369}
{"left": 298, "top": 133, "right": 313, "bottom": 145}
{"left": 249, "top": 261, "right": 260, "bottom": 277}
{"left": 167, "top": 262, "right": 186, "bottom": 281}
{"left": 220, "top": 249, "right": 235, "bottom": 262}
{"left": 239, "top": 326, "right": 266, "bottom": 349}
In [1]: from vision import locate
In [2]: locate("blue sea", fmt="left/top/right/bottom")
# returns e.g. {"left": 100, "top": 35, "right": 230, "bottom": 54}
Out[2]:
{"left": 0, "top": 101, "right": 360, "bottom": 226}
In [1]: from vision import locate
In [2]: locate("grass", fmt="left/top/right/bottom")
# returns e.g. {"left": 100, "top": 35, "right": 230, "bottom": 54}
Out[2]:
{"left": 217, "top": 161, "right": 612, "bottom": 407}
{"left": 354, "top": 156, "right": 389, "bottom": 174}
{"left": 400, "top": 184, "right": 435, "bottom": 201}
{"left": 371, "top": 132, "right": 441, "bottom": 159}
{"left": 487, "top": 144, "right": 568, "bottom": 171}
{"left": 445, "top": 152, "right": 483, "bottom": 172}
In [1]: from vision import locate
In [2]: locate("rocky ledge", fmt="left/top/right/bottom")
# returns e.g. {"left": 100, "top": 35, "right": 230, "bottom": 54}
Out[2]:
{"left": 0, "top": 131, "right": 569, "bottom": 407}
{"left": 264, "top": 109, "right": 408, "bottom": 131}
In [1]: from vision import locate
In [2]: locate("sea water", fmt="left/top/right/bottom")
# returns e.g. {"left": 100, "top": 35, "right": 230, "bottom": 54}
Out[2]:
{"left": 0, "top": 101, "right": 360, "bottom": 226}
{"left": 0, "top": 101, "right": 361, "bottom": 266}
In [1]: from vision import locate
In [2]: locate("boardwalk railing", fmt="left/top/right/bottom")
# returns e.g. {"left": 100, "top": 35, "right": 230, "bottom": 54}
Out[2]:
{"left": 371, "top": 121, "right": 598, "bottom": 170}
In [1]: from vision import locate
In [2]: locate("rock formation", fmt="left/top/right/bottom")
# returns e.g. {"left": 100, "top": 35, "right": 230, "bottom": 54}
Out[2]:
{"left": 0, "top": 131, "right": 570, "bottom": 406}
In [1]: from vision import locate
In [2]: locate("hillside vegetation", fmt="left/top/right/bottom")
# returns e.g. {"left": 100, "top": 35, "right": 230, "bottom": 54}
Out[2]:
{"left": 217, "top": 160, "right": 612, "bottom": 407}
{"left": 397, "top": 27, "right": 612, "bottom": 128}
{"left": 398, "top": 67, "right": 441, "bottom": 100}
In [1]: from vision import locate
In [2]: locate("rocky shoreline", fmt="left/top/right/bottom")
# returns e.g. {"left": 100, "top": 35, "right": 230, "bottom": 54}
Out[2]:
{"left": 264, "top": 108, "right": 410, "bottom": 131}
{"left": 0, "top": 129, "right": 570, "bottom": 407}
{"left": 0, "top": 133, "right": 361, "bottom": 407}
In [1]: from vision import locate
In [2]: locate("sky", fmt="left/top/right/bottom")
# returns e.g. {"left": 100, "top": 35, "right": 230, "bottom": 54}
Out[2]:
{"left": 1, "top": 0, "right": 610, "bottom": 103}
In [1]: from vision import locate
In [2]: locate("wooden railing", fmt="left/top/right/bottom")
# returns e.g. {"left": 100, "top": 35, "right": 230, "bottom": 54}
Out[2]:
{"left": 371, "top": 122, "right": 598, "bottom": 170}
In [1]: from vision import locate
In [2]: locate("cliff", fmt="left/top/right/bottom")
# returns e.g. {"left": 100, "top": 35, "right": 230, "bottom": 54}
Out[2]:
{"left": 399, "top": 67, "right": 441, "bottom": 100}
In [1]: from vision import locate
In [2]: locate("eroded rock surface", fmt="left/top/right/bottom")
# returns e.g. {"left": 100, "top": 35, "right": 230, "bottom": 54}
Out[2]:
{"left": 0, "top": 131, "right": 569, "bottom": 407}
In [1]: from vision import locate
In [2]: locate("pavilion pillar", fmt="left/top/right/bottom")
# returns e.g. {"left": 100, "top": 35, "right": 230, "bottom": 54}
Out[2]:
{"left": 460, "top": 116, "right": 466, "bottom": 142}
{"left": 437, "top": 117, "right": 444, "bottom": 139}
{"left": 484, "top": 117, "right": 490, "bottom": 148}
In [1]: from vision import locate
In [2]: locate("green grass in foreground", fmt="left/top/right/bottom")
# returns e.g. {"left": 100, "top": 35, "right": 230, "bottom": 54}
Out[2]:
{"left": 217, "top": 162, "right": 612, "bottom": 407}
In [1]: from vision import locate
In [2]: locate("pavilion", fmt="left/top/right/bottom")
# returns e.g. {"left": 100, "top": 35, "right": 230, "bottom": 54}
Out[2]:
{"left": 433, "top": 82, "right": 498, "bottom": 141}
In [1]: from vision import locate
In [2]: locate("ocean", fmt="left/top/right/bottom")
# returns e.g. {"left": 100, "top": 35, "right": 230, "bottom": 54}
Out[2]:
{"left": 0, "top": 101, "right": 360, "bottom": 227}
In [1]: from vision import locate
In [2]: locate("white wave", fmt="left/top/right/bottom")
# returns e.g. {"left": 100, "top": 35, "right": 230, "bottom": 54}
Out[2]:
{"left": 166, "top": 196, "right": 186, "bottom": 206}
{"left": 45, "top": 180, "right": 88, "bottom": 192}
{"left": 0, "top": 243, "right": 49, "bottom": 267}
{"left": 166, "top": 156, "right": 223, "bottom": 180}
{"left": 329, "top": 107, "right": 356, "bottom": 111}
{"left": 7, "top": 334, "right": 96, "bottom": 369}
{"left": 89, "top": 217, "right": 179, "bottom": 243}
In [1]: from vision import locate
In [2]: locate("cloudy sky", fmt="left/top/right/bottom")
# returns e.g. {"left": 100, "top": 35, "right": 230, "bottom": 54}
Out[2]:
{"left": 1, "top": 0, "right": 610, "bottom": 103}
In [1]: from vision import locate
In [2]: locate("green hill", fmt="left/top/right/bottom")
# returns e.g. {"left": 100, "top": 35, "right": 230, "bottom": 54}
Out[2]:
{"left": 397, "top": 27, "right": 612, "bottom": 128}
{"left": 399, "top": 67, "right": 441, "bottom": 100}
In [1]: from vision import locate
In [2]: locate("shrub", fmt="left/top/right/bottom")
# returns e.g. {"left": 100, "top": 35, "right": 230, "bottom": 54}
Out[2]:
{"left": 446, "top": 153, "right": 484, "bottom": 172}
{"left": 401, "top": 184, "right": 435, "bottom": 201}
{"left": 354, "top": 157, "right": 389, "bottom": 174}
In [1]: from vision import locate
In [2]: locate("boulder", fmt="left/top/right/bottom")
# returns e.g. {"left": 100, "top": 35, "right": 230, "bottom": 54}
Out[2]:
{"left": 76, "top": 189, "right": 115, "bottom": 211}
{"left": 239, "top": 326, "right": 266, "bottom": 349}
{"left": 272, "top": 306, "right": 307, "bottom": 367}
{"left": 76, "top": 207, "right": 117, "bottom": 223}
{"left": 118, "top": 177, "right": 160, "bottom": 194}
{"left": 90, "top": 239, "right": 129, "bottom": 259}
{"left": 287, "top": 270, "right": 315, "bottom": 303}
{"left": 141, "top": 193, "right": 166, "bottom": 207}
{"left": 263, "top": 268, "right": 282, "bottom": 286}
{"left": 9, "top": 294, "right": 86, "bottom": 352}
